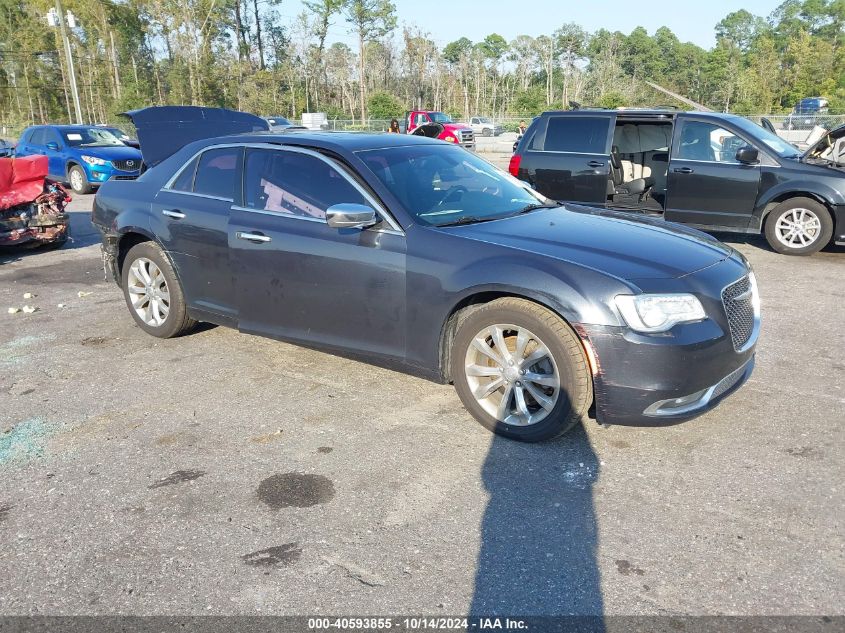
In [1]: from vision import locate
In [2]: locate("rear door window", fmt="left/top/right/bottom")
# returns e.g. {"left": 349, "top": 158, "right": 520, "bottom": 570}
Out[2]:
{"left": 192, "top": 147, "right": 240, "bottom": 199}
{"left": 538, "top": 116, "right": 610, "bottom": 154}
{"left": 170, "top": 156, "right": 199, "bottom": 192}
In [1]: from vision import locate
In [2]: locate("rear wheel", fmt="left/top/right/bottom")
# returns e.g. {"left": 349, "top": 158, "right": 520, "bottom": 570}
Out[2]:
{"left": 764, "top": 197, "right": 832, "bottom": 255}
{"left": 451, "top": 298, "right": 592, "bottom": 442}
{"left": 121, "top": 241, "right": 196, "bottom": 338}
{"left": 68, "top": 165, "right": 92, "bottom": 194}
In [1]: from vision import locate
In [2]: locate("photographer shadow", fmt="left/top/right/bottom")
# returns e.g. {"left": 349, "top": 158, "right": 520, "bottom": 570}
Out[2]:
{"left": 470, "top": 424, "right": 604, "bottom": 623}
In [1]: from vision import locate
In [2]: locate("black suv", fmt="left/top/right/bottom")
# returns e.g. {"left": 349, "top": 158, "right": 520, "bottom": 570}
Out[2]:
{"left": 510, "top": 110, "right": 845, "bottom": 255}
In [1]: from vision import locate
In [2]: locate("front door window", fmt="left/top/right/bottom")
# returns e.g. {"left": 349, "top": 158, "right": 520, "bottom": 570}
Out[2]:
{"left": 676, "top": 121, "right": 749, "bottom": 163}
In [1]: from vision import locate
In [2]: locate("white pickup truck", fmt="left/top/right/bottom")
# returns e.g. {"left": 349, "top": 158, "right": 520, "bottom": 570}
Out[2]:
{"left": 468, "top": 116, "right": 503, "bottom": 137}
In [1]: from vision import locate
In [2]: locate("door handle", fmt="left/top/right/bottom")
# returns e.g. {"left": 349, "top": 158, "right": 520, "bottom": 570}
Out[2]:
{"left": 162, "top": 209, "right": 186, "bottom": 219}
{"left": 587, "top": 160, "right": 605, "bottom": 168}
{"left": 236, "top": 231, "right": 272, "bottom": 244}
{"left": 673, "top": 167, "right": 694, "bottom": 174}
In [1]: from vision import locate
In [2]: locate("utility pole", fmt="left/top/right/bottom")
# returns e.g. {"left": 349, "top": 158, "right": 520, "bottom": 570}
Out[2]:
{"left": 47, "top": 0, "right": 83, "bottom": 123}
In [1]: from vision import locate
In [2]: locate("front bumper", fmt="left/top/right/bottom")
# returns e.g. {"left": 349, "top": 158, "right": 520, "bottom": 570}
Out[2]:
{"left": 85, "top": 165, "right": 140, "bottom": 185}
{"left": 580, "top": 321, "right": 756, "bottom": 426}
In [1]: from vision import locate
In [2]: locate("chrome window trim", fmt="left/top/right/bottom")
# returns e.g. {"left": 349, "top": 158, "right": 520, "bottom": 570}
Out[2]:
{"left": 162, "top": 189, "right": 233, "bottom": 203}
{"left": 163, "top": 142, "right": 403, "bottom": 233}
{"left": 231, "top": 204, "right": 403, "bottom": 236}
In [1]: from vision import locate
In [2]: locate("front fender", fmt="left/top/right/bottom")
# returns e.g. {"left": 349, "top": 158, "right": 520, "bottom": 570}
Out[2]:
{"left": 443, "top": 256, "right": 627, "bottom": 328}
{"left": 754, "top": 179, "right": 845, "bottom": 223}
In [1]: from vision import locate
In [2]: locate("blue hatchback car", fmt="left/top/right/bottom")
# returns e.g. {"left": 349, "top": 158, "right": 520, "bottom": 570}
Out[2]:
{"left": 15, "top": 124, "right": 143, "bottom": 194}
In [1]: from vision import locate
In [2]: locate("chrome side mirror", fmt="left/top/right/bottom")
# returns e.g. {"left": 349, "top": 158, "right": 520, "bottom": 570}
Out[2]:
{"left": 326, "top": 203, "right": 377, "bottom": 229}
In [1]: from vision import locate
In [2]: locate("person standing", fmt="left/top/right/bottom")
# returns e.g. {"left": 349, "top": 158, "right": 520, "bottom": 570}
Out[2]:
{"left": 388, "top": 119, "right": 401, "bottom": 133}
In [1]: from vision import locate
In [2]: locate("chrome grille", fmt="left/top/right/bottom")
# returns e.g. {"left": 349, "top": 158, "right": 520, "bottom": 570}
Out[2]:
{"left": 459, "top": 129, "right": 474, "bottom": 143}
{"left": 722, "top": 276, "right": 755, "bottom": 352}
{"left": 711, "top": 361, "right": 748, "bottom": 400}
{"left": 112, "top": 159, "right": 140, "bottom": 171}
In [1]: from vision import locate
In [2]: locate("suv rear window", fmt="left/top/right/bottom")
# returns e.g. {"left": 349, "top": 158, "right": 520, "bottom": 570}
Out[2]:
{"left": 540, "top": 116, "right": 609, "bottom": 154}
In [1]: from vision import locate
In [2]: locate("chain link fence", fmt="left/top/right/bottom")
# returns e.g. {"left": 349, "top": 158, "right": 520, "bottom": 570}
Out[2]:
{"left": 3, "top": 113, "right": 843, "bottom": 148}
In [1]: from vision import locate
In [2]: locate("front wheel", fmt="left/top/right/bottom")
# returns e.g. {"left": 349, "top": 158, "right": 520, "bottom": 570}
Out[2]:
{"left": 482, "top": 128, "right": 492, "bottom": 137}
{"left": 68, "top": 165, "right": 92, "bottom": 194}
{"left": 451, "top": 298, "right": 592, "bottom": 442}
{"left": 764, "top": 197, "right": 833, "bottom": 255}
{"left": 121, "top": 241, "right": 197, "bottom": 338}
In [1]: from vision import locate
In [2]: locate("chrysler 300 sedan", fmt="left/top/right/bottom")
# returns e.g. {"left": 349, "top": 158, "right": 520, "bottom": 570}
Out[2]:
{"left": 92, "top": 107, "right": 760, "bottom": 442}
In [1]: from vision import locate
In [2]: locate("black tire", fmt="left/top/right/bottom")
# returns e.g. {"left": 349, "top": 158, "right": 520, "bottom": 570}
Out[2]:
{"left": 764, "top": 197, "right": 833, "bottom": 256}
{"left": 482, "top": 128, "right": 492, "bottom": 137}
{"left": 67, "top": 164, "right": 92, "bottom": 194}
{"left": 450, "top": 298, "right": 592, "bottom": 442}
{"left": 121, "top": 241, "right": 196, "bottom": 338}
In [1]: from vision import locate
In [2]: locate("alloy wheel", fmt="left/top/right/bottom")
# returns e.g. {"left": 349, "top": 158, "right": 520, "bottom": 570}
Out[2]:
{"left": 70, "top": 169, "right": 85, "bottom": 192}
{"left": 774, "top": 208, "right": 822, "bottom": 249}
{"left": 464, "top": 324, "right": 560, "bottom": 427}
{"left": 127, "top": 257, "right": 170, "bottom": 326}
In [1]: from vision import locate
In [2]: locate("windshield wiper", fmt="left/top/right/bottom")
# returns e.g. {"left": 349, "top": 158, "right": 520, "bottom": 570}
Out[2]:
{"left": 515, "top": 202, "right": 561, "bottom": 215}
{"left": 436, "top": 216, "right": 499, "bottom": 227}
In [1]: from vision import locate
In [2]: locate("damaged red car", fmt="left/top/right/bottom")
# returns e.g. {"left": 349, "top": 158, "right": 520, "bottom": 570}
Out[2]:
{"left": 0, "top": 154, "right": 70, "bottom": 248}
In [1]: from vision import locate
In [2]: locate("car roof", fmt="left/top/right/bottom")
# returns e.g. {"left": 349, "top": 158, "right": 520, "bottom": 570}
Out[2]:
{"left": 202, "top": 130, "right": 446, "bottom": 153}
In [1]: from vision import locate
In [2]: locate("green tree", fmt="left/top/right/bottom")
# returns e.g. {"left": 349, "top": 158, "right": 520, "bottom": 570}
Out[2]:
{"left": 367, "top": 90, "right": 402, "bottom": 118}
{"left": 342, "top": 0, "right": 397, "bottom": 119}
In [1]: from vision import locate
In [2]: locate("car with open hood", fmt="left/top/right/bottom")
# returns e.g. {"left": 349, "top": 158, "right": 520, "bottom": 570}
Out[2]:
{"left": 91, "top": 106, "right": 760, "bottom": 442}
{"left": 511, "top": 109, "right": 845, "bottom": 255}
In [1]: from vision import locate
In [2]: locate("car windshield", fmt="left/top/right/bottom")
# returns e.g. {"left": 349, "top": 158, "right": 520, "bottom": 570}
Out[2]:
{"left": 267, "top": 116, "right": 291, "bottom": 126}
{"left": 428, "top": 112, "right": 453, "bottom": 124}
{"left": 357, "top": 144, "right": 550, "bottom": 227}
{"left": 729, "top": 117, "right": 800, "bottom": 158}
{"left": 62, "top": 127, "right": 125, "bottom": 147}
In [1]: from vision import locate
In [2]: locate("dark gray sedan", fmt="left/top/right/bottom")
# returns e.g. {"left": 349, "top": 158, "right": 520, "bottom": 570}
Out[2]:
{"left": 91, "top": 107, "right": 760, "bottom": 442}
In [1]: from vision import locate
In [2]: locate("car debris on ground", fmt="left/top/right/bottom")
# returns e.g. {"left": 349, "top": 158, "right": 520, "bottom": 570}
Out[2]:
{"left": 0, "top": 155, "right": 70, "bottom": 248}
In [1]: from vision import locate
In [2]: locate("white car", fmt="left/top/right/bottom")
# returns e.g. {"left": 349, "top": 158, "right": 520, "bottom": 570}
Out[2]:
{"left": 469, "top": 116, "right": 503, "bottom": 137}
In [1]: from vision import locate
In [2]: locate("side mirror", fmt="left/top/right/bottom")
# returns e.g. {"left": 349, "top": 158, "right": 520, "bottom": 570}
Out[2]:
{"left": 736, "top": 146, "right": 759, "bottom": 164}
{"left": 326, "top": 203, "right": 377, "bottom": 230}
{"left": 46, "top": 142, "right": 59, "bottom": 151}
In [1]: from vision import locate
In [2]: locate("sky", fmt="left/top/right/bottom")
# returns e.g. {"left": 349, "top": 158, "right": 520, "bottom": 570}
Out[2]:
{"left": 276, "top": 0, "right": 787, "bottom": 50}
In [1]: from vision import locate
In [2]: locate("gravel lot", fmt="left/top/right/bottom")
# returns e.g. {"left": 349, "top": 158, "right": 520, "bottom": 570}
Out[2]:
{"left": 0, "top": 190, "right": 843, "bottom": 617}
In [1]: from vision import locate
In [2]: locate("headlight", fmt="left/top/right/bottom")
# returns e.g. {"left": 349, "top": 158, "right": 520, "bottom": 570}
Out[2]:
{"left": 81, "top": 155, "right": 107, "bottom": 166}
{"left": 615, "top": 293, "right": 706, "bottom": 333}
{"left": 443, "top": 135, "right": 457, "bottom": 143}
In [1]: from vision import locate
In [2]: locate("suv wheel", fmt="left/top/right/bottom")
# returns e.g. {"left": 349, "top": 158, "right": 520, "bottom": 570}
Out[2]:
{"left": 68, "top": 165, "right": 92, "bottom": 194}
{"left": 482, "top": 128, "right": 492, "bottom": 137}
{"left": 121, "top": 242, "right": 197, "bottom": 338}
{"left": 451, "top": 298, "right": 592, "bottom": 442}
{"left": 764, "top": 197, "right": 832, "bottom": 255}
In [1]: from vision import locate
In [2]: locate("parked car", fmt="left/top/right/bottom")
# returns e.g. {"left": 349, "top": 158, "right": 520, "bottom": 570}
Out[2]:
{"left": 264, "top": 115, "right": 306, "bottom": 131}
{"left": 469, "top": 116, "right": 503, "bottom": 137}
{"left": 91, "top": 106, "right": 759, "bottom": 442}
{"left": 15, "top": 124, "right": 143, "bottom": 194}
{"left": 404, "top": 110, "right": 475, "bottom": 150}
{"left": 786, "top": 97, "right": 830, "bottom": 130}
{"left": 510, "top": 109, "right": 845, "bottom": 255}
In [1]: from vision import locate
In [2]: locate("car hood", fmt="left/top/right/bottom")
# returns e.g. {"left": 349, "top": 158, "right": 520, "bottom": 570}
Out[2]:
{"left": 122, "top": 106, "right": 269, "bottom": 167}
{"left": 442, "top": 205, "right": 732, "bottom": 281}
{"left": 75, "top": 144, "right": 142, "bottom": 161}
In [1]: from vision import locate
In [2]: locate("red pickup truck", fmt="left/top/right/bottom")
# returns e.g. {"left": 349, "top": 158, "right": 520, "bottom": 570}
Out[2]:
{"left": 404, "top": 111, "right": 475, "bottom": 151}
